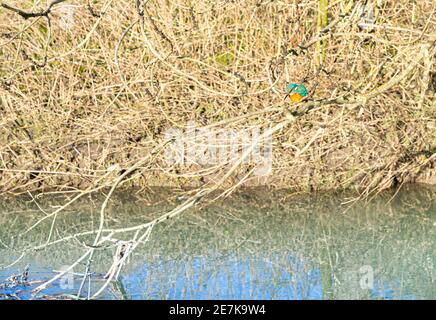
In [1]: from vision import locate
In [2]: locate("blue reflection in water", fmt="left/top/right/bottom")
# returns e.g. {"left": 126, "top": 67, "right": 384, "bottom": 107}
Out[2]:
{"left": 122, "top": 254, "right": 323, "bottom": 300}
{"left": 0, "top": 252, "right": 421, "bottom": 300}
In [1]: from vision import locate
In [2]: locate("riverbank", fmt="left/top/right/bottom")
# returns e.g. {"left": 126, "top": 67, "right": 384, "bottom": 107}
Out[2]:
{"left": 0, "top": 0, "right": 434, "bottom": 196}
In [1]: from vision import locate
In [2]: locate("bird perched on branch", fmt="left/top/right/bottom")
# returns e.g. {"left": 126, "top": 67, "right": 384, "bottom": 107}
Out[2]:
{"left": 285, "top": 83, "right": 308, "bottom": 103}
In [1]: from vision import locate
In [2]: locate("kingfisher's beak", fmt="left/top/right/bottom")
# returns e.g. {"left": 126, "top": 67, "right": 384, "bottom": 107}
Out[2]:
{"left": 284, "top": 89, "right": 295, "bottom": 100}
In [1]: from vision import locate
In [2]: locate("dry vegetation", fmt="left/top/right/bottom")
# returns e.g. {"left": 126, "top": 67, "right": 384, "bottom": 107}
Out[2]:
{"left": 0, "top": 0, "right": 435, "bottom": 298}
{"left": 0, "top": 0, "right": 435, "bottom": 196}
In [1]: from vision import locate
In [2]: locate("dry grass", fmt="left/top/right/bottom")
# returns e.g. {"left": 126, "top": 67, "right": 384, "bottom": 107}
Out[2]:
{"left": 1, "top": 0, "right": 435, "bottom": 298}
{"left": 0, "top": 0, "right": 435, "bottom": 197}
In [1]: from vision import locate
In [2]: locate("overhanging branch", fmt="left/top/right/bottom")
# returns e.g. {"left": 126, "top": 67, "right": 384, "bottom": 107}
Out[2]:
{"left": 1, "top": 0, "right": 67, "bottom": 19}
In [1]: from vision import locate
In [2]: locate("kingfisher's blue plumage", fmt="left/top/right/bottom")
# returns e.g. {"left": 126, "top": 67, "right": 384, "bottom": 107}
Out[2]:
{"left": 286, "top": 83, "right": 308, "bottom": 96}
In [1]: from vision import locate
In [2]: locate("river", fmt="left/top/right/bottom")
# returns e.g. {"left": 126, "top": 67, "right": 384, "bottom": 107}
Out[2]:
{"left": 0, "top": 185, "right": 434, "bottom": 299}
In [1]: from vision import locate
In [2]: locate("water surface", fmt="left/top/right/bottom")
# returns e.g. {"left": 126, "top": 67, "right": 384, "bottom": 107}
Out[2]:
{"left": 0, "top": 186, "right": 434, "bottom": 299}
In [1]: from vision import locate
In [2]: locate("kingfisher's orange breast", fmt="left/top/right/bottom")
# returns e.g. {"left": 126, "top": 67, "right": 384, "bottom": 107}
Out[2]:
{"left": 289, "top": 92, "right": 304, "bottom": 102}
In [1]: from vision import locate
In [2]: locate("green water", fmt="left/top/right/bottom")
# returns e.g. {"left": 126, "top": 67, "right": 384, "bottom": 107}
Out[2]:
{"left": 0, "top": 185, "right": 434, "bottom": 299}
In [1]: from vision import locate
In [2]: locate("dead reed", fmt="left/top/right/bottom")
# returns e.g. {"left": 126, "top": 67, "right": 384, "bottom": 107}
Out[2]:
{"left": 0, "top": 0, "right": 435, "bottom": 298}
{"left": 0, "top": 0, "right": 434, "bottom": 196}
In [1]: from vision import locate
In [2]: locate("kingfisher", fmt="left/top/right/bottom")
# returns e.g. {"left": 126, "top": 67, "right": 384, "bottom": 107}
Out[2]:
{"left": 285, "top": 83, "right": 308, "bottom": 103}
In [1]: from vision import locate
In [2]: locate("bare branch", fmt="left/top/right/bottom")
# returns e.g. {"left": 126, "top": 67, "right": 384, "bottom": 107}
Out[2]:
{"left": 1, "top": 0, "right": 67, "bottom": 19}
